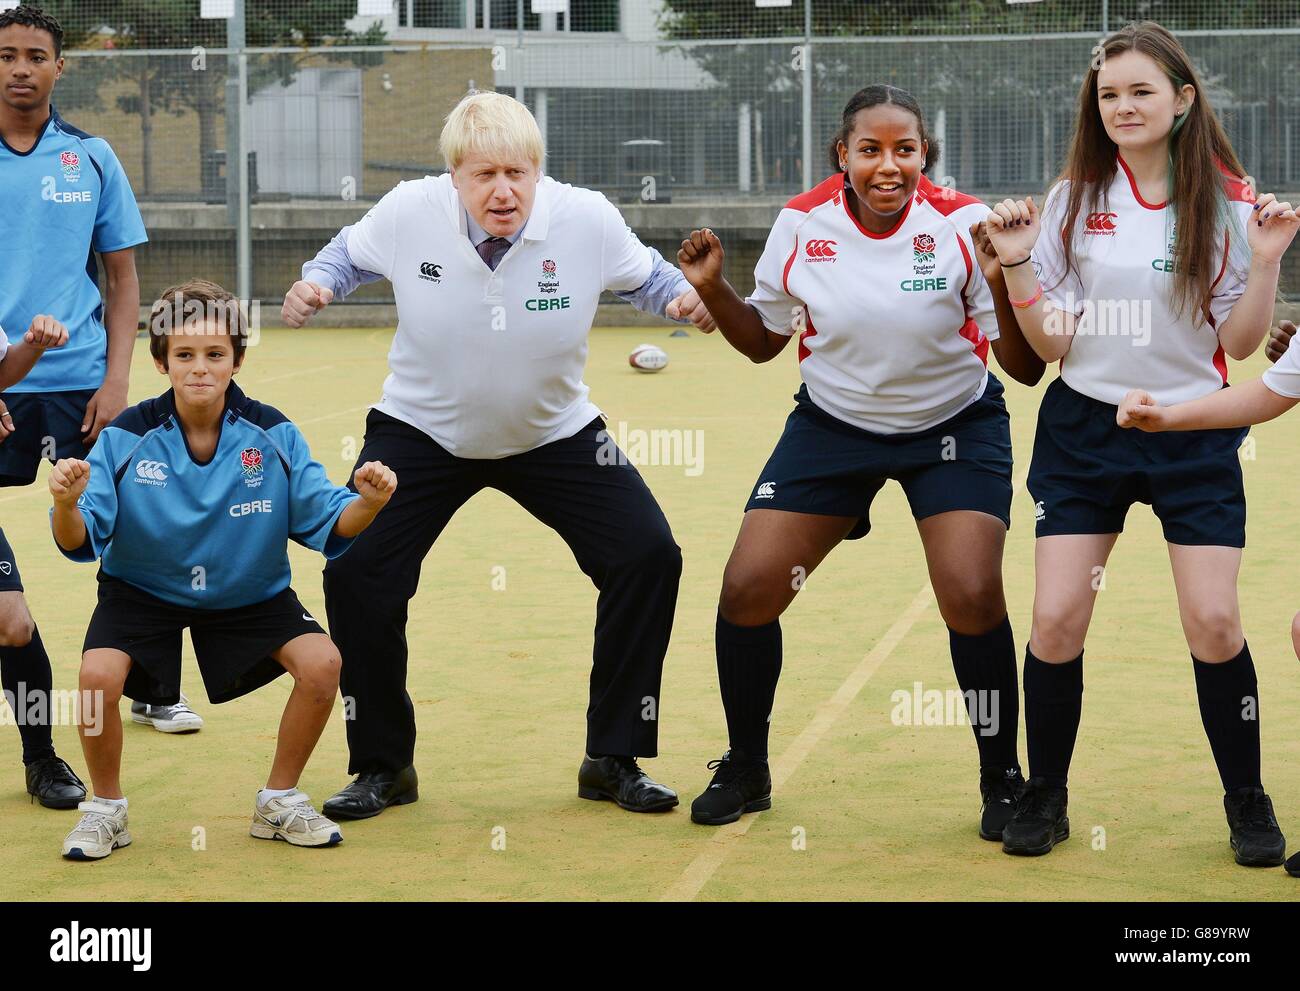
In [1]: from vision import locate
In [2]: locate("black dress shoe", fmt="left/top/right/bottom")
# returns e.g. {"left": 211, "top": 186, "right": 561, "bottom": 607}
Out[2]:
{"left": 322, "top": 765, "right": 418, "bottom": 820}
{"left": 578, "top": 755, "right": 678, "bottom": 812}
{"left": 25, "top": 756, "right": 86, "bottom": 810}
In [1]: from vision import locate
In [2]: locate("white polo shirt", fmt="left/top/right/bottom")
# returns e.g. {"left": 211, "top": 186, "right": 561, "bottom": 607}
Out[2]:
{"left": 346, "top": 174, "right": 655, "bottom": 459}
{"left": 747, "top": 173, "right": 998, "bottom": 434}
{"left": 1034, "top": 158, "right": 1256, "bottom": 407}
{"left": 1262, "top": 338, "right": 1300, "bottom": 398}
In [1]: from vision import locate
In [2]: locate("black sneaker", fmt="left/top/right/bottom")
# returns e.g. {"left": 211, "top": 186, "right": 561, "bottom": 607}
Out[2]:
{"left": 1001, "top": 777, "right": 1069, "bottom": 856}
{"left": 1224, "top": 786, "right": 1286, "bottom": 867}
{"left": 25, "top": 756, "right": 87, "bottom": 810}
{"left": 689, "top": 749, "right": 771, "bottom": 825}
{"left": 1285, "top": 850, "right": 1300, "bottom": 878}
{"left": 979, "top": 766, "right": 1026, "bottom": 841}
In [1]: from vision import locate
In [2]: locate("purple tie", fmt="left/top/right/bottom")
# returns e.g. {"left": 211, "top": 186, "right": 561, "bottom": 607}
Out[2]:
{"left": 476, "top": 235, "right": 509, "bottom": 271}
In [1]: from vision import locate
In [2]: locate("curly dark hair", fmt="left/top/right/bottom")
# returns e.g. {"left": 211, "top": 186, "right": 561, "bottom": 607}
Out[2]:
{"left": 0, "top": 4, "right": 65, "bottom": 58}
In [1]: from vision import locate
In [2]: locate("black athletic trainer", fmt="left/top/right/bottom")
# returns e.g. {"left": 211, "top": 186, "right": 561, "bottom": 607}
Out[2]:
{"left": 1001, "top": 777, "right": 1069, "bottom": 856}
{"left": 1285, "top": 851, "right": 1300, "bottom": 878}
{"left": 690, "top": 749, "right": 771, "bottom": 825}
{"left": 979, "top": 765, "right": 1026, "bottom": 841}
{"left": 1223, "top": 786, "right": 1286, "bottom": 867}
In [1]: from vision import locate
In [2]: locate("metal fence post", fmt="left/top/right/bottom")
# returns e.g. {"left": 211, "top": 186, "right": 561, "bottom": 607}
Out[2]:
{"left": 224, "top": 0, "right": 250, "bottom": 305}
{"left": 802, "top": 0, "right": 813, "bottom": 192}
{"left": 238, "top": 49, "right": 251, "bottom": 306}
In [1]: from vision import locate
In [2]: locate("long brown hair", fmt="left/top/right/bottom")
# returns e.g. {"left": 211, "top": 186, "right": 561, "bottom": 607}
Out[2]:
{"left": 1054, "top": 21, "right": 1248, "bottom": 322}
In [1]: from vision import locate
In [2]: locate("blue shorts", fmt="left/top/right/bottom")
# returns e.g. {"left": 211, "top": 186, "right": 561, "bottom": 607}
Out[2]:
{"left": 744, "top": 374, "right": 1014, "bottom": 539}
{"left": 0, "top": 526, "right": 22, "bottom": 593}
{"left": 1027, "top": 377, "right": 1247, "bottom": 547}
{"left": 0, "top": 390, "right": 95, "bottom": 487}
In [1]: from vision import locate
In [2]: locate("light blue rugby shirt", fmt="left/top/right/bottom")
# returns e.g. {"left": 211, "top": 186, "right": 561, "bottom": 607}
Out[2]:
{"left": 0, "top": 108, "right": 148, "bottom": 393}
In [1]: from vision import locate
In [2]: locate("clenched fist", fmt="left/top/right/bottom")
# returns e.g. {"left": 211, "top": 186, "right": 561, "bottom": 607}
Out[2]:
{"left": 26, "top": 315, "right": 68, "bottom": 350}
{"left": 1116, "top": 389, "right": 1167, "bottom": 432}
{"left": 354, "top": 460, "right": 397, "bottom": 509}
{"left": 282, "top": 281, "right": 334, "bottom": 328}
{"left": 665, "top": 286, "right": 717, "bottom": 333}
{"left": 49, "top": 458, "right": 91, "bottom": 504}
{"left": 677, "top": 229, "right": 725, "bottom": 292}
{"left": 1266, "top": 320, "right": 1295, "bottom": 364}
{"left": 985, "top": 196, "right": 1040, "bottom": 265}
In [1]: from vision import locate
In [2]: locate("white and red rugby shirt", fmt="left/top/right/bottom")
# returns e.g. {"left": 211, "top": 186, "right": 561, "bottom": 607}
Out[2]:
{"left": 746, "top": 173, "right": 998, "bottom": 435}
{"left": 1033, "top": 156, "right": 1256, "bottom": 407}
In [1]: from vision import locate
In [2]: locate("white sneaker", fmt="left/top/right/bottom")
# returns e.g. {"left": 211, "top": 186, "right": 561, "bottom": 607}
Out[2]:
{"left": 131, "top": 693, "right": 204, "bottom": 733}
{"left": 62, "top": 800, "right": 132, "bottom": 860}
{"left": 250, "top": 791, "right": 343, "bottom": 847}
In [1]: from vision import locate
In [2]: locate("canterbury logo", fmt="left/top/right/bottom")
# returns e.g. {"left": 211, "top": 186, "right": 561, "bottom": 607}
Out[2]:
{"left": 804, "top": 239, "right": 837, "bottom": 259}
{"left": 419, "top": 262, "right": 441, "bottom": 278}
{"left": 1084, "top": 212, "right": 1118, "bottom": 234}
{"left": 135, "top": 460, "right": 169, "bottom": 482}
{"left": 755, "top": 481, "right": 776, "bottom": 498}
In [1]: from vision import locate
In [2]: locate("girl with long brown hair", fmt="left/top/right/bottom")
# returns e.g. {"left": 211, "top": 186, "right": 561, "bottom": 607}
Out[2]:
{"left": 986, "top": 21, "right": 1299, "bottom": 866}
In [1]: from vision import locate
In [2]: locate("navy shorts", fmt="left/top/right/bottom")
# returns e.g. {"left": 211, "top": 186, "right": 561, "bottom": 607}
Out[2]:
{"left": 0, "top": 389, "right": 95, "bottom": 487}
{"left": 84, "top": 572, "right": 326, "bottom": 706}
{"left": 0, "top": 526, "right": 22, "bottom": 593}
{"left": 1027, "top": 378, "right": 1248, "bottom": 547}
{"left": 744, "top": 374, "right": 1014, "bottom": 539}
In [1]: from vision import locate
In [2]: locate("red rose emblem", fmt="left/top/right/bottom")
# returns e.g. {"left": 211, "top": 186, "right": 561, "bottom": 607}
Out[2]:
{"left": 913, "top": 234, "right": 936, "bottom": 254}
{"left": 240, "top": 448, "right": 263, "bottom": 473}
{"left": 61, "top": 152, "right": 79, "bottom": 168}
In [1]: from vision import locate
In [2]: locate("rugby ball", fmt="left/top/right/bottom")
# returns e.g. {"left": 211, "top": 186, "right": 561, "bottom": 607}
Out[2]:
{"left": 629, "top": 343, "right": 669, "bottom": 373}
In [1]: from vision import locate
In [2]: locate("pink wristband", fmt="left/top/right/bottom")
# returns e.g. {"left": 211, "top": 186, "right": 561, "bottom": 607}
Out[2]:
{"left": 1009, "top": 285, "right": 1043, "bottom": 309}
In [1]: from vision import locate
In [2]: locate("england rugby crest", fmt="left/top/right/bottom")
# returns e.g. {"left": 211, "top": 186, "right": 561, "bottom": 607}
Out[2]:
{"left": 60, "top": 151, "right": 81, "bottom": 184}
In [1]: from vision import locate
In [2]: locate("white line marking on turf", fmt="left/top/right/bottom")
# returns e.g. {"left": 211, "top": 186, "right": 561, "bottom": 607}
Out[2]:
{"left": 662, "top": 466, "right": 1030, "bottom": 902}
{"left": 660, "top": 584, "right": 932, "bottom": 902}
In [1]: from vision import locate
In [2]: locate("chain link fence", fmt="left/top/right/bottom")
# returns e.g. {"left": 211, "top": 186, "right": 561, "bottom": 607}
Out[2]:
{"left": 13, "top": 0, "right": 1300, "bottom": 304}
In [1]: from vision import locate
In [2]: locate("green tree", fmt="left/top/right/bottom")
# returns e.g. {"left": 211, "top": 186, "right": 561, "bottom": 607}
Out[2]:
{"left": 33, "top": 0, "right": 385, "bottom": 195}
{"left": 657, "top": 0, "right": 1300, "bottom": 192}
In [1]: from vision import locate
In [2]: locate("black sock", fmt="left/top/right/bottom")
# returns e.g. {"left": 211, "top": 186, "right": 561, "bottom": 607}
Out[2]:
{"left": 1023, "top": 647, "right": 1083, "bottom": 789}
{"left": 1192, "top": 641, "right": 1261, "bottom": 793}
{"left": 948, "top": 614, "right": 1020, "bottom": 771}
{"left": 0, "top": 624, "right": 56, "bottom": 764}
{"left": 715, "top": 611, "right": 781, "bottom": 759}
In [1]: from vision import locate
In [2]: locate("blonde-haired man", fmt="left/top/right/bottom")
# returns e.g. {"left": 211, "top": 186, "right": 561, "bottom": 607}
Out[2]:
{"left": 284, "top": 91, "right": 711, "bottom": 819}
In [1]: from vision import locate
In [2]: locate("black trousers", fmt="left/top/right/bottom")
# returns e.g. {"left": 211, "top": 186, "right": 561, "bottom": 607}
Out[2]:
{"left": 323, "top": 409, "right": 682, "bottom": 774}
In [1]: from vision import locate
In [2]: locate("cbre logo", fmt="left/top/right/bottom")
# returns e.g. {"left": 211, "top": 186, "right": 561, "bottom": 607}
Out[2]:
{"left": 135, "top": 460, "right": 169, "bottom": 482}
{"left": 1084, "top": 212, "right": 1118, "bottom": 235}
{"left": 804, "top": 239, "right": 837, "bottom": 261}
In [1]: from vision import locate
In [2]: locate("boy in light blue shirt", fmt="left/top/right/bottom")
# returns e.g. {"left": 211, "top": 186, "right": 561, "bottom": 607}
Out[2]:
{"left": 50, "top": 280, "right": 397, "bottom": 860}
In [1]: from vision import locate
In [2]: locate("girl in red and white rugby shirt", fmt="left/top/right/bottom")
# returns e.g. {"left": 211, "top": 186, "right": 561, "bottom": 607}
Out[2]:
{"left": 676, "top": 84, "right": 1044, "bottom": 838}
{"left": 986, "top": 21, "right": 1299, "bottom": 865}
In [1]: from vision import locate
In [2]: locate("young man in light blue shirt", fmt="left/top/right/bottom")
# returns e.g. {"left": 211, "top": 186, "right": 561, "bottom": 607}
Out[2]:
{"left": 0, "top": 5, "right": 145, "bottom": 808}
